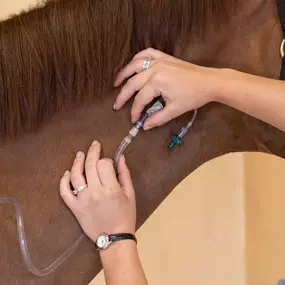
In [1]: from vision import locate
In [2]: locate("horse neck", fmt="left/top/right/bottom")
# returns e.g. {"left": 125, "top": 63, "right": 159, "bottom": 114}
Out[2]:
{"left": 1, "top": 1, "right": 285, "bottom": 284}
{"left": 0, "top": 78, "right": 253, "bottom": 285}
{"left": 1, "top": 0, "right": 285, "bottom": 245}
{"left": 180, "top": 0, "right": 281, "bottom": 76}
{"left": 178, "top": 0, "right": 285, "bottom": 157}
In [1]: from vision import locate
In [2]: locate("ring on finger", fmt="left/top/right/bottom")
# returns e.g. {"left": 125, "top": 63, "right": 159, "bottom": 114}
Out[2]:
{"left": 72, "top": 184, "right": 88, "bottom": 196}
{"left": 142, "top": 59, "right": 151, "bottom": 71}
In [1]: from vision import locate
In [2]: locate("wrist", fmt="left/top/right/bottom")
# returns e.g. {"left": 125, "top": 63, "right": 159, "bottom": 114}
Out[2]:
{"left": 212, "top": 68, "right": 238, "bottom": 104}
{"left": 99, "top": 239, "right": 138, "bottom": 264}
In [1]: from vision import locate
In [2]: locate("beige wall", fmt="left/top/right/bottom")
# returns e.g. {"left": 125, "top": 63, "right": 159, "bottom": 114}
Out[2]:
{"left": 92, "top": 153, "right": 246, "bottom": 285}
{"left": 245, "top": 153, "right": 285, "bottom": 285}
{"left": 1, "top": 2, "right": 285, "bottom": 285}
{"left": 0, "top": 1, "right": 42, "bottom": 20}
{"left": 92, "top": 153, "right": 285, "bottom": 285}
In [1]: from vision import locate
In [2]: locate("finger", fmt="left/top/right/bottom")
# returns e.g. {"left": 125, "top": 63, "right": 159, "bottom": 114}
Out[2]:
{"left": 114, "top": 69, "right": 152, "bottom": 110}
{"left": 60, "top": 171, "right": 78, "bottom": 210}
{"left": 131, "top": 83, "right": 161, "bottom": 123}
{"left": 143, "top": 104, "right": 178, "bottom": 130}
{"left": 117, "top": 156, "right": 135, "bottom": 199}
{"left": 85, "top": 141, "right": 102, "bottom": 188}
{"left": 114, "top": 58, "right": 155, "bottom": 87}
{"left": 133, "top": 48, "right": 167, "bottom": 61}
{"left": 70, "top": 151, "right": 87, "bottom": 190}
{"left": 96, "top": 159, "right": 119, "bottom": 190}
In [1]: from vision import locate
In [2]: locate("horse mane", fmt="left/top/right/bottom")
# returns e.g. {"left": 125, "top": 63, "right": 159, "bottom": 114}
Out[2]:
{"left": 0, "top": 0, "right": 239, "bottom": 137}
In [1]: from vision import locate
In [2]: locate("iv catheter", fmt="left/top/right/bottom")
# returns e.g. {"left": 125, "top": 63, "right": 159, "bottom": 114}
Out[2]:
{"left": 114, "top": 100, "right": 164, "bottom": 171}
{"left": 114, "top": 98, "right": 198, "bottom": 170}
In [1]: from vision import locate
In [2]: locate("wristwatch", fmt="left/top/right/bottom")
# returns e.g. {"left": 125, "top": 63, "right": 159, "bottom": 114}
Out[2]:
{"left": 95, "top": 232, "right": 137, "bottom": 250}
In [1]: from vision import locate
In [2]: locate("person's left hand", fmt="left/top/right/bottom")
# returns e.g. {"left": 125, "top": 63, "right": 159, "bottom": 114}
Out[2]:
{"left": 59, "top": 140, "right": 136, "bottom": 242}
{"left": 113, "top": 48, "right": 221, "bottom": 130}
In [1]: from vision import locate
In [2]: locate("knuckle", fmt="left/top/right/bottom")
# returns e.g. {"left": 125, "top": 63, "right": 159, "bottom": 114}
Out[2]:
{"left": 154, "top": 60, "right": 166, "bottom": 68}
{"left": 151, "top": 71, "right": 161, "bottom": 83}
{"left": 72, "top": 160, "right": 80, "bottom": 169}
{"left": 72, "top": 161, "right": 81, "bottom": 170}
{"left": 70, "top": 172, "right": 80, "bottom": 182}
{"left": 150, "top": 120, "right": 159, "bottom": 127}
{"left": 90, "top": 192, "right": 100, "bottom": 200}
{"left": 78, "top": 197, "right": 89, "bottom": 209}
{"left": 149, "top": 117, "right": 163, "bottom": 127}
{"left": 97, "top": 158, "right": 113, "bottom": 168}
{"left": 146, "top": 47, "right": 154, "bottom": 53}
{"left": 126, "top": 77, "right": 136, "bottom": 89}
{"left": 85, "top": 157, "right": 94, "bottom": 168}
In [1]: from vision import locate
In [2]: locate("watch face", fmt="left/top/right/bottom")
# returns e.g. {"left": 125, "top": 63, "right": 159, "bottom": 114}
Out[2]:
{"left": 96, "top": 234, "right": 109, "bottom": 249}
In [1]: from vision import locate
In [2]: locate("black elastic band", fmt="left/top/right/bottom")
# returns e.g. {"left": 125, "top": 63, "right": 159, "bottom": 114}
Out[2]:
{"left": 109, "top": 233, "right": 137, "bottom": 244}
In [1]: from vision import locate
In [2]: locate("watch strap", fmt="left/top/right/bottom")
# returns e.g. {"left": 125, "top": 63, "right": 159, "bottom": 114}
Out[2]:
{"left": 109, "top": 233, "right": 137, "bottom": 244}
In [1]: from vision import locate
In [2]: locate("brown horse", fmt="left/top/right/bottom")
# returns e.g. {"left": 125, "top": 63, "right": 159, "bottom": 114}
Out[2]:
{"left": 0, "top": 0, "right": 284, "bottom": 284}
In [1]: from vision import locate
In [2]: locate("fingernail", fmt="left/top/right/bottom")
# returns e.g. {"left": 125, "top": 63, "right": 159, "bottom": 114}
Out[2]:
{"left": 92, "top": 140, "right": 99, "bottom": 146}
{"left": 76, "top": 151, "right": 83, "bottom": 158}
{"left": 144, "top": 125, "right": 151, "bottom": 131}
{"left": 64, "top": 170, "right": 70, "bottom": 176}
{"left": 113, "top": 102, "right": 117, "bottom": 110}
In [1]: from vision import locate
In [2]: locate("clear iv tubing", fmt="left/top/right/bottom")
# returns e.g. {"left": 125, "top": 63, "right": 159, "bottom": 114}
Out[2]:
{"left": 114, "top": 132, "right": 136, "bottom": 172}
{"left": 180, "top": 109, "right": 198, "bottom": 137}
{"left": 0, "top": 197, "right": 85, "bottom": 277}
{"left": 114, "top": 100, "right": 164, "bottom": 171}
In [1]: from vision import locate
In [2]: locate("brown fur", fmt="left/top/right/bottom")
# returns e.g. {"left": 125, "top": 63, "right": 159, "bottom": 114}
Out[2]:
{"left": 0, "top": 0, "right": 239, "bottom": 137}
{"left": 0, "top": 1, "right": 285, "bottom": 285}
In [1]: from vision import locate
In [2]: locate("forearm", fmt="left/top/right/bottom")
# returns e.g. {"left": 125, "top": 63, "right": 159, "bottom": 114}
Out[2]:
{"left": 216, "top": 69, "right": 285, "bottom": 132}
{"left": 100, "top": 241, "right": 148, "bottom": 285}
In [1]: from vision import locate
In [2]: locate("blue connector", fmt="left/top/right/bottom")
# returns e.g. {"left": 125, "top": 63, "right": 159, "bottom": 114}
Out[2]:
{"left": 168, "top": 109, "right": 198, "bottom": 150}
{"left": 168, "top": 126, "right": 189, "bottom": 150}
{"left": 168, "top": 126, "right": 190, "bottom": 150}
{"left": 168, "top": 135, "right": 182, "bottom": 150}
{"left": 168, "top": 127, "right": 188, "bottom": 150}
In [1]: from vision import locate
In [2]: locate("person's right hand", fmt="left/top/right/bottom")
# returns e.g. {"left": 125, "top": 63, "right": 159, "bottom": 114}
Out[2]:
{"left": 113, "top": 48, "right": 224, "bottom": 130}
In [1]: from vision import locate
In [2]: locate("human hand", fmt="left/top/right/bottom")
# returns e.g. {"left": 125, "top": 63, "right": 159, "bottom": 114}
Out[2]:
{"left": 60, "top": 141, "right": 136, "bottom": 242}
{"left": 114, "top": 48, "right": 223, "bottom": 130}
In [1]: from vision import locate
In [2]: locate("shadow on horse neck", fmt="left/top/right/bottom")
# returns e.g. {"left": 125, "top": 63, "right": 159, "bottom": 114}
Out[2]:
{"left": 0, "top": 0, "right": 284, "bottom": 284}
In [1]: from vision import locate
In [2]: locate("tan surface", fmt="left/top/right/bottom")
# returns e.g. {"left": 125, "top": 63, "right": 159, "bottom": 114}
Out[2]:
{"left": 92, "top": 153, "right": 246, "bottom": 285}
{"left": 1, "top": 2, "right": 285, "bottom": 285}
{"left": 0, "top": 0, "right": 42, "bottom": 20}
{"left": 245, "top": 153, "right": 285, "bottom": 285}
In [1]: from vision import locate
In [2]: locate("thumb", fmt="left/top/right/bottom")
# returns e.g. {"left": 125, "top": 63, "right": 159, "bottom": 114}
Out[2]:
{"left": 117, "top": 155, "right": 135, "bottom": 198}
{"left": 143, "top": 105, "right": 176, "bottom": 130}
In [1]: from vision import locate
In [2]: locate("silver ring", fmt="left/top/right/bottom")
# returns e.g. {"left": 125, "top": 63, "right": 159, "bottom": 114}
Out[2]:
{"left": 142, "top": 59, "right": 151, "bottom": 71}
{"left": 281, "top": 39, "right": 285, "bottom": 58}
{"left": 72, "top": 184, "right": 88, "bottom": 196}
